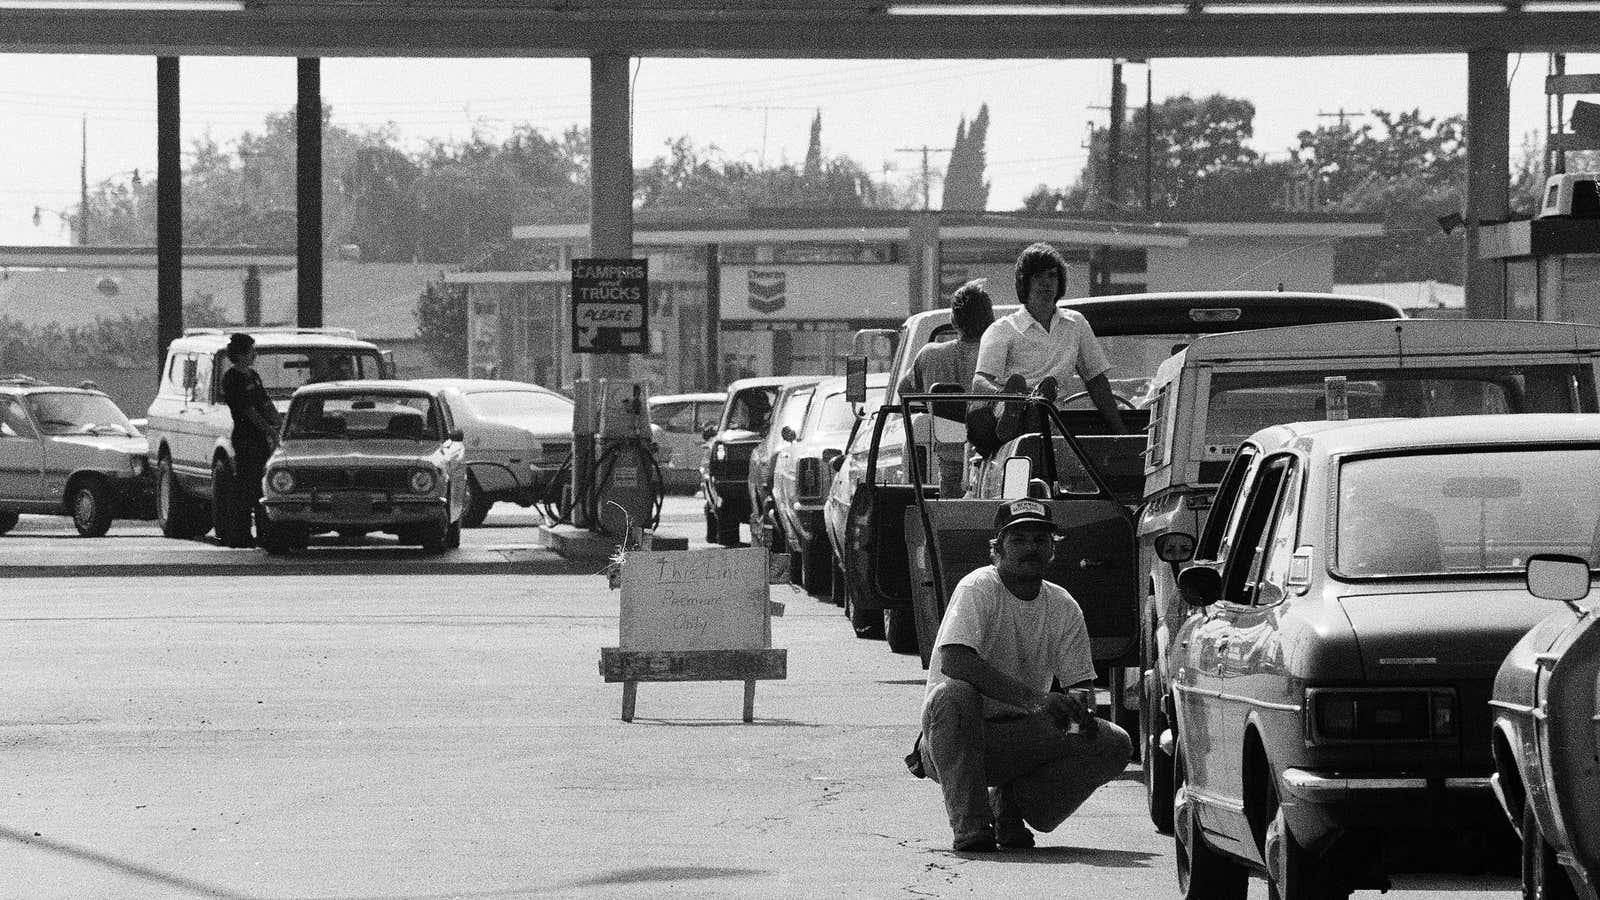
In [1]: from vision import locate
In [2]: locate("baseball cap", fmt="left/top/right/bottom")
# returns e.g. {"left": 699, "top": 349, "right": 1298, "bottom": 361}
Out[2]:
{"left": 992, "top": 499, "right": 1062, "bottom": 536}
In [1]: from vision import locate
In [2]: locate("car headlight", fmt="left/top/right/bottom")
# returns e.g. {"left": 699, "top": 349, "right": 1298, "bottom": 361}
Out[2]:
{"left": 268, "top": 468, "right": 296, "bottom": 493}
{"left": 715, "top": 444, "right": 727, "bottom": 461}
{"left": 408, "top": 468, "right": 437, "bottom": 494}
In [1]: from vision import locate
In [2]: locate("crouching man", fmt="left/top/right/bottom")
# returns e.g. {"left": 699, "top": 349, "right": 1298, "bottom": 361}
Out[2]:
{"left": 914, "top": 499, "right": 1132, "bottom": 852}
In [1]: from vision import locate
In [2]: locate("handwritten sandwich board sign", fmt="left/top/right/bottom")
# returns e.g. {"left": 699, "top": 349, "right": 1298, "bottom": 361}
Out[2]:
{"left": 599, "top": 546, "right": 787, "bottom": 722}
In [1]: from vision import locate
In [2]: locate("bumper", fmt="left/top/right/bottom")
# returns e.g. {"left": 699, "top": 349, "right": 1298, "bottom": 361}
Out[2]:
{"left": 1280, "top": 768, "right": 1502, "bottom": 847}
{"left": 263, "top": 493, "right": 448, "bottom": 529}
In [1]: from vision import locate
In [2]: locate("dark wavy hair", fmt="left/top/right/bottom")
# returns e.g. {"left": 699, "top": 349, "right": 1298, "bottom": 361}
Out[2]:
{"left": 949, "top": 280, "right": 995, "bottom": 341}
{"left": 1014, "top": 242, "right": 1068, "bottom": 303}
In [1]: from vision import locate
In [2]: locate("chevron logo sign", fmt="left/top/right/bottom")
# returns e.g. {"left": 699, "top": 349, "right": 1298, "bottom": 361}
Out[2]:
{"left": 748, "top": 270, "right": 786, "bottom": 314}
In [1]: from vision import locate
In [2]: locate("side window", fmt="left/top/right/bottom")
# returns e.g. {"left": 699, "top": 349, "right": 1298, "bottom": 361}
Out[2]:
{"left": 1254, "top": 463, "right": 1305, "bottom": 606}
{"left": 0, "top": 397, "right": 35, "bottom": 438}
{"left": 196, "top": 353, "right": 217, "bottom": 403}
{"left": 160, "top": 354, "right": 186, "bottom": 398}
{"left": 1195, "top": 445, "right": 1258, "bottom": 561}
{"left": 1220, "top": 454, "right": 1293, "bottom": 606}
{"left": 779, "top": 388, "right": 814, "bottom": 436}
{"left": 1144, "top": 383, "right": 1169, "bottom": 469}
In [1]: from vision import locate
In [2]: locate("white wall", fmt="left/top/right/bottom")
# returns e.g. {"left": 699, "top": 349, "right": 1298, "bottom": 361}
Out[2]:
{"left": 1146, "top": 237, "right": 1337, "bottom": 293}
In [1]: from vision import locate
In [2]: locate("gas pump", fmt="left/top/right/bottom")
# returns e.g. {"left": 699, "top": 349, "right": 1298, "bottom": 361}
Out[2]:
{"left": 570, "top": 379, "right": 664, "bottom": 538}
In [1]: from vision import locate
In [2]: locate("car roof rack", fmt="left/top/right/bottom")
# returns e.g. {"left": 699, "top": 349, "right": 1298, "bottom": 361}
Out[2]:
{"left": 182, "top": 327, "right": 361, "bottom": 339}
{"left": 0, "top": 374, "right": 50, "bottom": 387}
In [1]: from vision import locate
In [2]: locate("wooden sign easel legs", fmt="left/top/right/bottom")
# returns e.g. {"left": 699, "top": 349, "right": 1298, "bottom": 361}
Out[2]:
{"left": 601, "top": 648, "right": 788, "bottom": 723}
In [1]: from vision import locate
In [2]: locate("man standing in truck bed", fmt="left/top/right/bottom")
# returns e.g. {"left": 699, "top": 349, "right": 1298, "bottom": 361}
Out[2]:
{"left": 973, "top": 242, "right": 1126, "bottom": 437}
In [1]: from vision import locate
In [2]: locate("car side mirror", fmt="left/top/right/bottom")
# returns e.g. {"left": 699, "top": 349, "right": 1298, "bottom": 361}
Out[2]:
{"left": 1155, "top": 532, "right": 1196, "bottom": 563}
{"left": 1526, "top": 554, "right": 1590, "bottom": 610}
{"left": 701, "top": 424, "right": 718, "bottom": 441}
{"left": 1000, "top": 456, "right": 1032, "bottom": 499}
{"left": 1177, "top": 565, "right": 1222, "bottom": 608}
{"left": 844, "top": 356, "right": 868, "bottom": 404}
{"left": 828, "top": 454, "right": 845, "bottom": 472}
{"left": 449, "top": 428, "right": 465, "bottom": 442}
{"left": 781, "top": 426, "right": 797, "bottom": 442}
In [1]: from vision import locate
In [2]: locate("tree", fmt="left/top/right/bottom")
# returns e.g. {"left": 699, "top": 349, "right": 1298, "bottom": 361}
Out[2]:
{"left": 941, "top": 104, "right": 991, "bottom": 211}
{"left": 634, "top": 135, "right": 880, "bottom": 211}
{"left": 803, "top": 110, "right": 822, "bottom": 178}
{"left": 1294, "top": 109, "right": 1465, "bottom": 205}
{"left": 413, "top": 280, "right": 468, "bottom": 374}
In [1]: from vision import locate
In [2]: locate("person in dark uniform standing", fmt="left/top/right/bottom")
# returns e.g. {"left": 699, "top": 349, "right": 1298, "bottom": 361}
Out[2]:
{"left": 221, "top": 333, "right": 281, "bottom": 548}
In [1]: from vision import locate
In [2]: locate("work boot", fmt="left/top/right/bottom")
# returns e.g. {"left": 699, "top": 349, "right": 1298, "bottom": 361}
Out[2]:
{"left": 993, "top": 375, "right": 1028, "bottom": 446}
{"left": 991, "top": 785, "right": 1034, "bottom": 849}
{"left": 952, "top": 824, "right": 999, "bottom": 853}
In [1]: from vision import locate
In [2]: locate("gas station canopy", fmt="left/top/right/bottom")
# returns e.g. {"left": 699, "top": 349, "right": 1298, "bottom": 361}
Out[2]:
{"left": 8, "top": 0, "right": 1600, "bottom": 58}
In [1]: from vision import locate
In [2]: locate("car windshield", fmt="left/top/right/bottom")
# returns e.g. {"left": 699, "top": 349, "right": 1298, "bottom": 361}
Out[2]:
{"left": 724, "top": 387, "right": 777, "bottom": 432}
{"left": 1337, "top": 446, "right": 1600, "bottom": 577}
{"left": 285, "top": 392, "right": 442, "bottom": 441}
{"left": 253, "top": 350, "right": 384, "bottom": 400}
{"left": 816, "top": 388, "right": 881, "bottom": 438}
{"left": 463, "top": 390, "right": 571, "bottom": 421}
{"left": 1206, "top": 365, "right": 1593, "bottom": 457}
{"left": 24, "top": 392, "right": 137, "bottom": 436}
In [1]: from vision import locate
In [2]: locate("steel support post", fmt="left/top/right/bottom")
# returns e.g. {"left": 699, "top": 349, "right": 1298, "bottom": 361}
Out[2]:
{"left": 297, "top": 58, "right": 324, "bottom": 328}
{"left": 156, "top": 56, "right": 182, "bottom": 381}
{"left": 1465, "top": 48, "right": 1510, "bottom": 319}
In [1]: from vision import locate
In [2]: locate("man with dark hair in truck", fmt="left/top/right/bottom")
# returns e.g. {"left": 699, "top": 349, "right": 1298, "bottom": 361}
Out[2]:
{"left": 897, "top": 279, "right": 994, "bottom": 497}
{"left": 973, "top": 242, "right": 1126, "bottom": 440}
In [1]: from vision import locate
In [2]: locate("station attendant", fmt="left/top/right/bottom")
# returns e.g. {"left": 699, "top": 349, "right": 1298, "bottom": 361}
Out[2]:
{"left": 911, "top": 499, "right": 1132, "bottom": 852}
{"left": 972, "top": 242, "right": 1127, "bottom": 437}
{"left": 221, "top": 333, "right": 282, "bottom": 548}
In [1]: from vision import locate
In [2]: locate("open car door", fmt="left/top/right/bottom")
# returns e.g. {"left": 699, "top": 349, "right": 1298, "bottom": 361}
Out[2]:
{"left": 901, "top": 394, "right": 1138, "bottom": 670}
{"left": 842, "top": 406, "right": 920, "bottom": 620}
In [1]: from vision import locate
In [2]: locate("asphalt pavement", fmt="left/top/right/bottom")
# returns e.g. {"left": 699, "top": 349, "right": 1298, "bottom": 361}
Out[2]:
{"left": 0, "top": 495, "right": 1517, "bottom": 898}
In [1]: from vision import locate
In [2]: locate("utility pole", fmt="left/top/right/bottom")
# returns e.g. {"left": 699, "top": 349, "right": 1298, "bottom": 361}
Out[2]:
{"left": 712, "top": 104, "right": 814, "bottom": 168}
{"left": 895, "top": 145, "right": 951, "bottom": 210}
{"left": 79, "top": 115, "right": 89, "bottom": 246}
{"left": 1317, "top": 107, "right": 1365, "bottom": 130}
{"left": 1105, "top": 60, "right": 1125, "bottom": 214}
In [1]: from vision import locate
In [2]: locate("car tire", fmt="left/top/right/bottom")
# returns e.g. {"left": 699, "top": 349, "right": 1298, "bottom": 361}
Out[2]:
{"left": 800, "top": 537, "right": 833, "bottom": 597}
{"left": 1174, "top": 748, "right": 1249, "bottom": 900}
{"left": 1523, "top": 802, "right": 1578, "bottom": 900}
{"left": 1264, "top": 771, "right": 1348, "bottom": 900}
{"left": 828, "top": 554, "right": 847, "bottom": 607}
{"left": 211, "top": 457, "right": 248, "bottom": 547}
{"left": 157, "top": 455, "right": 210, "bottom": 539}
{"left": 462, "top": 478, "right": 491, "bottom": 528}
{"left": 704, "top": 503, "right": 718, "bottom": 543}
{"left": 0, "top": 509, "right": 18, "bottom": 535}
{"left": 885, "top": 608, "right": 919, "bottom": 654}
{"left": 419, "top": 520, "right": 449, "bottom": 554}
{"left": 257, "top": 512, "right": 294, "bottom": 556}
{"left": 1143, "top": 667, "right": 1176, "bottom": 835}
{"left": 70, "top": 479, "right": 115, "bottom": 537}
{"left": 848, "top": 596, "right": 885, "bottom": 640}
{"left": 445, "top": 520, "right": 462, "bottom": 550}
{"left": 715, "top": 503, "right": 741, "bottom": 546}
{"left": 1110, "top": 666, "right": 1141, "bottom": 762}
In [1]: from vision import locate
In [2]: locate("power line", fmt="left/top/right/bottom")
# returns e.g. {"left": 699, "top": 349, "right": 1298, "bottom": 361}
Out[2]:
{"left": 895, "top": 145, "right": 952, "bottom": 211}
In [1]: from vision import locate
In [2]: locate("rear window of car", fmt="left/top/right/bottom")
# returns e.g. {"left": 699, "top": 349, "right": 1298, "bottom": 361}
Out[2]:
{"left": 652, "top": 401, "right": 698, "bottom": 433}
{"left": 1205, "top": 365, "right": 1596, "bottom": 458}
{"left": 286, "top": 393, "right": 442, "bottom": 441}
{"left": 723, "top": 388, "right": 778, "bottom": 432}
{"left": 463, "top": 390, "right": 572, "bottom": 421}
{"left": 251, "top": 350, "right": 385, "bottom": 399}
{"left": 1336, "top": 445, "right": 1600, "bottom": 577}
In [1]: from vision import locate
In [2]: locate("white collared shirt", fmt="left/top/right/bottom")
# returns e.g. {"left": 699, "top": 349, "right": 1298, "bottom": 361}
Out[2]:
{"left": 974, "top": 306, "right": 1112, "bottom": 388}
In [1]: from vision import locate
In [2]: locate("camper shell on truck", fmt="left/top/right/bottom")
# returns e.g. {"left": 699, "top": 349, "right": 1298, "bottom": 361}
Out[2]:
{"left": 828, "top": 291, "right": 1402, "bottom": 658}
{"left": 1136, "top": 316, "right": 1600, "bottom": 835}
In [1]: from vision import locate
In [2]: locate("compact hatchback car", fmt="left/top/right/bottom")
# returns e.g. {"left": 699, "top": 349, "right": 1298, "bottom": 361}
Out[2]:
{"left": 1170, "top": 414, "right": 1597, "bottom": 900}
{"left": 0, "top": 376, "right": 153, "bottom": 536}
{"left": 256, "top": 380, "right": 466, "bottom": 554}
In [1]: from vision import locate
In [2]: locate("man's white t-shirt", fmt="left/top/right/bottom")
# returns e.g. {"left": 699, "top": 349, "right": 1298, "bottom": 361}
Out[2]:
{"left": 975, "top": 306, "right": 1112, "bottom": 389}
{"left": 924, "top": 566, "right": 1097, "bottom": 719}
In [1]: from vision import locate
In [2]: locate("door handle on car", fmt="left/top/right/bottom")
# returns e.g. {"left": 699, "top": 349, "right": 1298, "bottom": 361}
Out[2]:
{"left": 1077, "top": 558, "right": 1111, "bottom": 569}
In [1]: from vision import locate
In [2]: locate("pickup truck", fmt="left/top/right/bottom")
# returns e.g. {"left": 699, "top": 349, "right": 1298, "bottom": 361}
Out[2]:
{"left": 1139, "top": 317, "right": 1600, "bottom": 834}
{"left": 828, "top": 292, "right": 1401, "bottom": 663}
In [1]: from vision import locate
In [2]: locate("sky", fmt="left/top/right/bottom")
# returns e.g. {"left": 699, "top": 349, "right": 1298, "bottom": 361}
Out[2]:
{"left": 0, "top": 51, "right": 1585, "bottom": 245}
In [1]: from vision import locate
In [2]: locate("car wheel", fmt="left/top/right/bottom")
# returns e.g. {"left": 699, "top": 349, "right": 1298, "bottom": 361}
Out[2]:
{"left": 715, "top": 503, "right": 742, "bottom": 546}
{"left": 157, "top": 456, "right": 210, "bottom": 539}
{"left": 885, "top": 608, "right": 919, "bottom": 654}
{"left": 1523, "top": 802, "right": 1578, "bottom": 900}
{"left": 211, "top": 457, "right": 247, "bottom": 547}
{"left": 848, "top": 596, "right": 885, "bottom": 640}
{"left": 445, "top": 520, "right": 462, "bottom": 550}
{"left": 0, "top": 509, "right": 20, "bottom": 536}
{"left": 800, "top": 537, "right": 833, "bottom": 597}
{"left": 1174, "top": 747, "right": 1249, "bottom": 900}
{"left": 1110, "top": 666, "right": 1141, "bottom": 762}
{"left": 1143, "top": 665, "right": 1176, "bottom": 835}
{"left": 828, "top": 553, "right": 847, "bottom": 607}
{"left": 419, "top": 520, "right": 449, "bottom": 554}
{"left": 1264, "top": 769, "right": 1348, "bottom": 900}
{"left": 256, "top": 510, "right": 294, "bottom": 556}
{"left": 462, "top": 478, "right": 491, "bottom": 528}
{"left": 70, "top": 479, "right": 115, "bottom": 537}
{"left": 704, "top": 503, "right": 718, "bottom": 544}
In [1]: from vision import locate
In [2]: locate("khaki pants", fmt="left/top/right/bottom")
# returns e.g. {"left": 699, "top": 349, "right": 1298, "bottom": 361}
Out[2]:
{"left": 919, "top": 678, "right": 1132, "bottom": 844}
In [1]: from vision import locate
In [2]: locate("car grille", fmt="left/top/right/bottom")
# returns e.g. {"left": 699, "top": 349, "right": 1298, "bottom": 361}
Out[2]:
{"left": 292, "top": 467, "right": 411, "bottom": 492}
{"left": 709, "top": 441, "right": 756, "bottom": 479}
